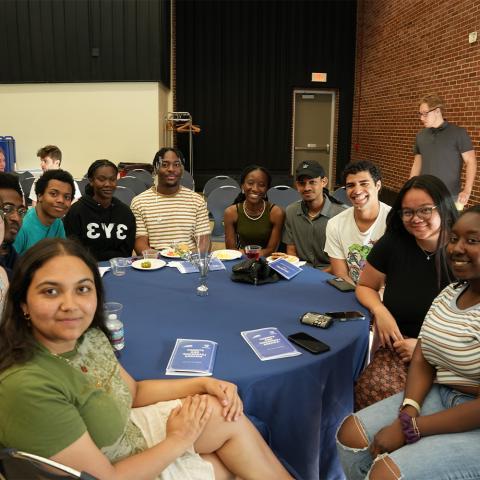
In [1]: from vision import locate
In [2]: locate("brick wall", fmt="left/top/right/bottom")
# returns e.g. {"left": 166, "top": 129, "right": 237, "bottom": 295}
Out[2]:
{"left": 351, "top": 0, "right": 480, "bottom": 205}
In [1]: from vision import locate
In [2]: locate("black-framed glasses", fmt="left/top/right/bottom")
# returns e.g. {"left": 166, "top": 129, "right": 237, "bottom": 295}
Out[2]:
{"left": 0, "top": 204, "right": 28, "bottom": 217}
{"left": 418, "top": 107, "right": 437, "bottom": 117}
{"left": 399, "top": 206, "right": 437, "bottom": 221}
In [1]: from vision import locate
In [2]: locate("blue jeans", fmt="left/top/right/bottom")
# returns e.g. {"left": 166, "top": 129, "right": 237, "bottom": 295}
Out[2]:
{"left": 336, "top": 385, "right": 480, "bottom": 480}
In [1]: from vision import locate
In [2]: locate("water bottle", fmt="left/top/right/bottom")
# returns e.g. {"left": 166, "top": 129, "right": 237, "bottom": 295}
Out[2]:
{"left": 105, "top": 313, "right": 125, "bottom": 351}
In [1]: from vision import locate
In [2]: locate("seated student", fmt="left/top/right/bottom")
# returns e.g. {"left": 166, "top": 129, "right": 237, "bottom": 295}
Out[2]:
{"left": 283, "top": 160, "right": 345, "bottom": 268}
{"left": 325, "top": 160, "right": 391, "bottom": 284}
{"left": 64, "top": 159, "right": 136, "bottom": 261}
{"left": 0, "top": 173, "right": 27, "bottom": 278}
{"left": 0, "top": 147, "right": 6, "bottom": 172}
{"left": 0, "top": 238, "right": 293, "bottom": 480}
{"left": 337, "top": 206, "right": 480, "bottom": 480}
{"left": 354, "top": 175, "right": 458, "bottom": 410}
{"left": 0, "top": 200, "right": 10, "bottom": 313}
{"left": 14, "top": 169, "right": 74, "bottom": 255}
{"left": 29, "top": 145, "right": 82, "bottom": 206}
{"left": 224, "top": 165, "right": 285, "bottom": 258}
{"left": 131, "top": 148, "right": 211, "bottom": 253}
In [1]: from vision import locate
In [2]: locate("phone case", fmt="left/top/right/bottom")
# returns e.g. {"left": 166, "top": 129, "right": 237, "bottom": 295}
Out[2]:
{"left": 327, "top": 277, "right": 355, "bottom": 292}
{"left": 300, "top": 312, "right": 333, "bottom": 328}
{"left": 288, "top": 332, "right": 330, "bottom": 354}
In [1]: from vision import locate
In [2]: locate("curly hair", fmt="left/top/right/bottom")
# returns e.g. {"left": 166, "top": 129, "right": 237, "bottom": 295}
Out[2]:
{"left": 0, "top": 238, "right": 108, "bottom": 373}
{"left": 35, "top": 169, "right": 75, "bottom": 197}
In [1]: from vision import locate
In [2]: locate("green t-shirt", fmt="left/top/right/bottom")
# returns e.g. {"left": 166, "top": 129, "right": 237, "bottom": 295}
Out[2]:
{"left": 0, "top": 328, "right": 146, "bottom": 460}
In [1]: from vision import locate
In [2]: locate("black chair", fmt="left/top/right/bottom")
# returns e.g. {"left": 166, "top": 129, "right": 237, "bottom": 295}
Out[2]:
{"left": 0, "top": 448, "right": 98, "bottom": 479}
{"left": 207, "top": 185, "right": 241, "bottom": 239}
{"left": 180, "top": 170, "right": 195, "bottom": 191}
{"left": 266, "top": 185, "right": 301, "bottom": 210}
{"left": 332, "top": 186, "right": 352, "bottom": 206}
{"left": 18, "top": 171, "right": 33, "bottom": 182}
{"left": 128, "top": 169, "right": 154, "bottom": 188}
{"left": 19, "top": 176, "right": 35, "bottom": 205}
{"left": 117, "top": 176, "right": 148, "bottom": 195}
{"left": 203, "top": 175, "right": 239, "bottom": 198}
{"left": 113, "top": 185, "right": 136, "bottom": 206}
{"left": 75, "top": 178, "right": 89, "bottom": 196}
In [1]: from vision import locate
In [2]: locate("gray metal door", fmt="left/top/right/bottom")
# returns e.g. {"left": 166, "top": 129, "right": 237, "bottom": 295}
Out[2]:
{"left": 292, "top": 90, "right": 335, "bottom": 182}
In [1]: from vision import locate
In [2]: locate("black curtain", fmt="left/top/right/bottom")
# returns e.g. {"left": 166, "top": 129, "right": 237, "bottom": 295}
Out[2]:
{"left": 0, "top": 0, "right": 170, "bottom": 85}
{"left": 175, "top": 0, "right": 357, "bottom": 185}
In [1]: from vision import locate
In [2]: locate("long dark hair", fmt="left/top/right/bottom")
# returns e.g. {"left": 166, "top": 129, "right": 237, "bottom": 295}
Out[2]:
{"left": 85, "top": 159, "right": 118, "bottom": 196}
{"left": 386, "top": 174, "right": 458, "bottom": 286}
{"left": 233, "top": 165, "right": 272, "bottom": 204}
{"left": 0, "top": 239, "right": 108, "bottom": 372}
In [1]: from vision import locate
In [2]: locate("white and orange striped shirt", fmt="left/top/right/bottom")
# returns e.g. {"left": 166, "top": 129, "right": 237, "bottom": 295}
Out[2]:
{"left": 131, "top": 186, "right": 210, "bottom": 250}
{"left": 420, "top": 283, "right": 480, "bottom": 388}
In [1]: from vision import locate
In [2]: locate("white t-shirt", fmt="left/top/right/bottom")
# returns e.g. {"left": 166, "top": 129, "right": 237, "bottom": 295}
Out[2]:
{"left": 325, "top": 201, "right": 391, "bottom": 283}
{"left": 29, "top": 178, "right": 82, "bottom": 202}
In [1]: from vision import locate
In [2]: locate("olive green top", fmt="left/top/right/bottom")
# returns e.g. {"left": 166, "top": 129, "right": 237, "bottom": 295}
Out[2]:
{"left": 0, "top": 328, "right": 146, "bottom": 460}
{"left": 235, "top": 201, "right": 274, "bottom": 248}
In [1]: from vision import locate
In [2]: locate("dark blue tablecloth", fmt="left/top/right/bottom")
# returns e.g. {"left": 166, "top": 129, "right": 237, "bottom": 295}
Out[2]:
{"left": 103, "top": 261, "right": 369, "bottom": 480}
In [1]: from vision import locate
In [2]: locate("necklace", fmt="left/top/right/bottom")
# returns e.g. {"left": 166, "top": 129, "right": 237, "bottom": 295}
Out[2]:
{"left": 419, "top": 247, "right": 437, "bottom": 260}
{"left": 243, "top": 200, "right": 266, "bottom": 221}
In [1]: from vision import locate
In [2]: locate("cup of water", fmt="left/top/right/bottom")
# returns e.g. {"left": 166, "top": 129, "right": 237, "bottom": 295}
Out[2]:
{"left": 109, "top": 257, "right": 129, "bottom": 276}
{"left": 142, "top": 249, "right": 159, "bottom": 259}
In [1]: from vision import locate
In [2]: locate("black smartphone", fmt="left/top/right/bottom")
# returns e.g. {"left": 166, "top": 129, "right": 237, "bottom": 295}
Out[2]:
{"left": 322, "top": 311, "right": 366, "bottom": 320}
{"left": 327, "top": 277, "right": 355, "bottom": 292}
{"left": 288, "top": 332, "right": 330, "bottom": 354}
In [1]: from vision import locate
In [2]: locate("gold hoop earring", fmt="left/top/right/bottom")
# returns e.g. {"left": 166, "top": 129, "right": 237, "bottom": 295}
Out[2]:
{"left": 23, "top": 312, "right": 31, "bottom": 320}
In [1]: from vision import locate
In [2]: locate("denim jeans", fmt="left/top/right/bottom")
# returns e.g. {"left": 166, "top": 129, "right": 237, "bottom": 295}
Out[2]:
{"left": 336, "top": 385, "right": 480, "bottom": 480}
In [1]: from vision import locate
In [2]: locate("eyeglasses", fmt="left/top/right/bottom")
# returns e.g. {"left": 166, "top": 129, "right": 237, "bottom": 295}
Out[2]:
{"left": 399, "top": 206, "right": 437, "bottom": 221}
{"left": 0, "top": 204, "right": 28, "bottom": 217}
{"left": 418, "top": 107, "right": 437, "bottom": 117}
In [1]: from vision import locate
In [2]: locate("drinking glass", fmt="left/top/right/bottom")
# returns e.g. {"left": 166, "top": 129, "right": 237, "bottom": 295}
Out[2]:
{"left": 109, "top": 257, "right": 129, "bottom": 276}
{"left": 186, "top": 234, "right": 213, "bottom": 296}
{"left": 245, "top": 245, "right": 261, "bottom": 260}
{"left": 142, "top": 249, "right": 159, "bottom": 259}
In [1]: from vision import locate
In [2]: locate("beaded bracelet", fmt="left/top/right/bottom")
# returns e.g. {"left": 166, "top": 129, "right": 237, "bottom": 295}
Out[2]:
{"left": 399, "top": 412, "right": 421, "bottom": 444}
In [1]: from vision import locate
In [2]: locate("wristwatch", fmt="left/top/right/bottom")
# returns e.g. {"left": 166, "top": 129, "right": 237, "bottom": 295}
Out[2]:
{"left": 400, "top": 398, "right": 421, "bottom": 415}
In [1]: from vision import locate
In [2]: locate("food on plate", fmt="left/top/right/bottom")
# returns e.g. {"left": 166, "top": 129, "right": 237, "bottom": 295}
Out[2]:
{"left": 268, "top": 252, "right": 299, "bottom": 263}
{"left": 141, "top": 261, "right": 152, "bottom": 268}
{"left": 270, "top": 252, "right": 289, "bottom": 259}
{"left": 172, "top": 243, "right": 190, "bottom": 257}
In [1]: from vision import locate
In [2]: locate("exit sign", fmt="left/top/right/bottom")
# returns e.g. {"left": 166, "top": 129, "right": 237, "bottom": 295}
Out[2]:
{"left": 312, "top": 72, "right": 327, "bottom": 82}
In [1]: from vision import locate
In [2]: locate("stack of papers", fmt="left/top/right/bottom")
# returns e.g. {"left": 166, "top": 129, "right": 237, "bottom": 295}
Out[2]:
{"left": 165, "top": 339, "right": 218, "bottom": 376}
{"left": 241, "top": 327, "right": 301, "bottom": 361}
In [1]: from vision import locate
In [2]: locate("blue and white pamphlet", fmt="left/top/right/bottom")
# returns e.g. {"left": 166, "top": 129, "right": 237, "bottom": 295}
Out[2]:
{"left": 268, "top": 258, "right": 302, "bottom": 280}
{"left": 241, "top": 327, "right": 301, "bottom": 361}
{"left": 174, "top": 258, "right": 226, "bottom": 274}
{"left": 166, "top": 339, "right": 218, "bottom": 376}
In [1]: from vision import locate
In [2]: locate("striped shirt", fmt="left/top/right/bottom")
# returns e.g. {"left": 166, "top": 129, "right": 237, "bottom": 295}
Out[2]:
{"left": 131, "top": 186, "right": 210, "bottom": 250}
{"left": 420, "top": 283, "right": 480, "bottom": 388}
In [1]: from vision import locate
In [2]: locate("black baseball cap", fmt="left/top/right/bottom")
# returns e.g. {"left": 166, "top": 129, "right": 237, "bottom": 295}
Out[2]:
{"left": 295, "top": 160, "right": 325, "bottom": 179}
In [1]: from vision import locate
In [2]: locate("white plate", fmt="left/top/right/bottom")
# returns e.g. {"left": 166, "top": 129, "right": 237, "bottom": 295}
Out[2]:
{"left": 131, "top": 259, "right": 166, "bottom": 270}
{"left": 212, "top": 249, "right": 242, "bottom": 261}
{"left": 266, "top": 254, "right": 299, "bottom": 264}
{"left": 159, "top": 248, "right": 183, "bottom": 259}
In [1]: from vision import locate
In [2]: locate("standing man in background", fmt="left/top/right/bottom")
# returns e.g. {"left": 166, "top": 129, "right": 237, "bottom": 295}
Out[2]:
{"left": 29, "top": 145, "right": 81, "bottom": 205}
{"left": 410, "top": 94, "right": 476, "bottom": 207}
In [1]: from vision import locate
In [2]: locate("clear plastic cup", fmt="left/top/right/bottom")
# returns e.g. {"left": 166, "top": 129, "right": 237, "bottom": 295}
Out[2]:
{"left": 142, "top": 249, "right": 159, "bottom": 260}
{"left": 104, "top": 302, "right": 123, "bottom": 319}
{"left": 109, "top": 257, "right": 129, "bottom": 276}
{"left": 245, "top": 245, "right": 261, "bottom": 260}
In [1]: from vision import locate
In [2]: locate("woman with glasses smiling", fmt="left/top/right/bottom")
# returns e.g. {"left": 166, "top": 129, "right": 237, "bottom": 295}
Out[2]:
{"left": 354, "top": 175, "right": 458, "bottom": 410}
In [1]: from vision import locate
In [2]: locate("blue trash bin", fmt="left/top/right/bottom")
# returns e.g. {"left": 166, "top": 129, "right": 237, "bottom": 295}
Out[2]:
{"left": 0, "top": 136, "right": 16, "bottom": 172}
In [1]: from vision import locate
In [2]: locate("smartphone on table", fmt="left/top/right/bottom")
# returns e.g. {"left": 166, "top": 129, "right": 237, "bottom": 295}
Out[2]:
{"left": 327, "top": 277, "right": 355, "bottom": 292}
{"left": 288, "top": 332, "right": 330, "bottom": 354}
{"left": 300, "top": 311, "right": 365, "bottom": 328}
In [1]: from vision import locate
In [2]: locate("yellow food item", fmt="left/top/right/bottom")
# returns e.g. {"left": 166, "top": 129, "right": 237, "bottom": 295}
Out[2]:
{"left": 173, "top": 243, "right": 190, "bottom": 257}
{"left": 215, "top": 252, "right": 231, "bottom": 260}
{"left": 141, "top": 261, "right": 152, "bottom": 268}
